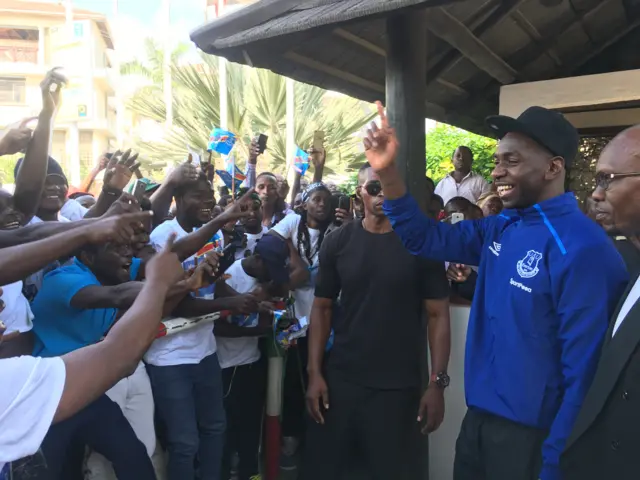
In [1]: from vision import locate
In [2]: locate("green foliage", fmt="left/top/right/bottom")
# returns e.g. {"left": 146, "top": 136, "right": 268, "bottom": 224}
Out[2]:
{"left": 426, "top": 123, "right": 496, "bottom": 182}
{"left": 124, "top": 41, "right": 376, "bottom": 177}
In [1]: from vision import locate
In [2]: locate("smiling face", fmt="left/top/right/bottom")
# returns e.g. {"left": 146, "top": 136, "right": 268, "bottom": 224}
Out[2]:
{"left": 39, "top": 174, "right": 68, "bottom": 214}
{"left": 491, "top": 132, "right": 562, "bottom": 210}
{"left": 304, "top": 189, "right": 332, "bottom": 223}
{"left": 177, "top": 178, "right": 215, "bottom": 227}
{"left": 83, "top": 243, "right": 134, "bottom": 285}
{"left": 591, "top": 127, "right": 640, "bottom": 236}
{"left": 0, "top": 190, "right": 25, "bottom": 229}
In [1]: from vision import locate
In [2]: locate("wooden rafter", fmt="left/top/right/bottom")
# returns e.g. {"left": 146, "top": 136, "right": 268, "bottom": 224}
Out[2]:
{"left": 510, "top": 10, "right": 562, "bottom": 66}
{"left": 332, "top": 27, "right": 469, "bottom": 97}
{"left": 424, "top": 7, "right": 518, "bottom": 84}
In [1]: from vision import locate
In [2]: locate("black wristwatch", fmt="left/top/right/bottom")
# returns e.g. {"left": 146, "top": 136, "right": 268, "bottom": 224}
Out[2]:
{"left": 430, "top": 371, "right": 450, "bottom": 389}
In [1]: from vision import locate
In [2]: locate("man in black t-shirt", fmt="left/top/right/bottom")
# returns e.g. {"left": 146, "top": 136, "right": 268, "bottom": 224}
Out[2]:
{"left": 301, "top": 163, "right": 451, "bottom": 480}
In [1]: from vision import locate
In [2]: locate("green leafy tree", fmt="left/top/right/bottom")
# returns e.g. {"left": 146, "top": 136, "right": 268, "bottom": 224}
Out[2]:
{"left": 426, "top": 123, "right": 496, "bottom": 183}
{"left": 124, "top": 40, "right": 376, "bottom": 176}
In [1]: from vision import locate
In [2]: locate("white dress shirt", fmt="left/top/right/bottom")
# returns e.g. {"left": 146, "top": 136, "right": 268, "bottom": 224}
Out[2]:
{"left": 434, "top": 171, "right": 490, "bottom": 205}
{"left": 612, "top": 276, "right": 640, "bottom": 337}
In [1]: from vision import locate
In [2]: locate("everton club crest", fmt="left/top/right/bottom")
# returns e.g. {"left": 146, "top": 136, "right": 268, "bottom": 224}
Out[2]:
{"left": 517, "top": 250, "right": 543, "bottom": 279}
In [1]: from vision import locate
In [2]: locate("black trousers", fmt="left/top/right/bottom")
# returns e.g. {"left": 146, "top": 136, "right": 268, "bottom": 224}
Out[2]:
{"left": 282, "top": 337, "right": 309, "bottom": 439}
{"left": 221, "top": 356, "right": 267, "bottom": 480}
{"left": 16, "top": 394, "right": 154, "bottom": 480}
{"left": 301, "top": 371, "right": 421, "bottom": 480}
{"left": 454, "top": 409, "right": 546, "bottom": 480}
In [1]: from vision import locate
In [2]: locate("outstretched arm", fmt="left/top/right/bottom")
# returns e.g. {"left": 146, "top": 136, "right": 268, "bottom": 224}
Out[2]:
{"left": 0, "top": 212, "right": 151, "bottom": 286}
{"left": 54, "top": 238, "right": 183, "bottom": 422}
{"left": 14, "top": 69, "right": 66, "bottom": 222}
{"left": 366, "top": 101, "right": 490, "bottom": 265}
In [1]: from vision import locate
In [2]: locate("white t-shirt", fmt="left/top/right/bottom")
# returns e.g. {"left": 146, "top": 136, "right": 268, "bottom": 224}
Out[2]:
{"left": 217, "top": 260, "right": 261, "bottom": 369}
{"left": 271, "top": 213, "right": 319, "bottom": 323}
{"left": 60, "top": 199, "right": 88, "bottom": 221}
{"left": 234, "top": 226, "right": 268, "bottom": 261}
{"left": 145, "top": 218, "right": 223, "bottom": 366}
{"left": 0, "top": 356, "right": 66, "bottom": 469}
{"left": 0, "top": 281, "right": 34, "bottom": 334}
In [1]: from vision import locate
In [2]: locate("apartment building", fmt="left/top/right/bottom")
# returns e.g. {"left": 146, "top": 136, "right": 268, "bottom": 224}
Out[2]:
{"left": 0, "top": 0, "right": 116, "bottom": 186}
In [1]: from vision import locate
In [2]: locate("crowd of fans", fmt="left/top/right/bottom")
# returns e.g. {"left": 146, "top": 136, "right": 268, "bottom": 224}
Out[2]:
{"left": 4, "top": 68, "right": 640, "bottom": 480}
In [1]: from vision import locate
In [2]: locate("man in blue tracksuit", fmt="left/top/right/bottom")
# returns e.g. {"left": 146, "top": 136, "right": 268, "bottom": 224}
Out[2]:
{"left": 363, "top": 103, "right": 628, "bottom": 480}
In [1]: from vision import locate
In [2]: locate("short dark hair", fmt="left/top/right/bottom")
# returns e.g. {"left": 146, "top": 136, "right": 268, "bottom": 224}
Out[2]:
{"left": 444, "top": 196, "right": 474, "bottom": 216}
{"left": 453, "top": 146, "right": 473, "bottom": 159}
{"left": 257, "top": 172, "right": 277, "bottom": 182}
{"left": 431, "top": 194, "right": 444, "bottom": 209}
{"left": 174, "top": 172, "right": 209, "bottom": 198}
{"left": 357, "top": 162, "right": 371, "bottom": 185}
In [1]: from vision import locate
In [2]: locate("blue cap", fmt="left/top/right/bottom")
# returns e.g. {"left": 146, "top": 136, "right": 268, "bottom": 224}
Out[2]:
{"left": 255, "top": 234, "right": 289, "bottom": 285}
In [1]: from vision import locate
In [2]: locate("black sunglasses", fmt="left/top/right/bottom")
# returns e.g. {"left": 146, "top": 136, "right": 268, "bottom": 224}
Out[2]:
{"left": 364, "top": 181, "right": 383, "bottom": 197}
{"left": 595, "top": 172, "right": 640, "bottom": 190}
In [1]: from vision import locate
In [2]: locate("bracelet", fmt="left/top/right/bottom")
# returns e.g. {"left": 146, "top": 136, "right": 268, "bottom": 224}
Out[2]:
{"left": 102, "top": 185, "right": 122, "bottom": 197}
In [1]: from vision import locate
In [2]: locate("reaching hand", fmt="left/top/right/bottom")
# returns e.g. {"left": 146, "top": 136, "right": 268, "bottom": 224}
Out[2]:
{"left": 85, "top": 211, "right": 153, "bottom": 245}
{"left": 306, "top": 372, "right": 329, "bottom": 424}
{"left": 146, "top": 233, "right": 184, "bottom": 288}
{"left": 185, "top": 252, "right": 221, "bottom": 291}
{"left": 248, "top": 137, "right": 261, "bottom": 164}
{"left": 167, "top": 158, "right": 199, "bottom": 187}
{"left": 218, "top": 188, "right": 258, "bottom": 223}
{"left": 417, "top": 385, "right": 445, "bottom": 434}
{"left": 97, "top": 153, "right": 111, "bottom": 172}
{"left": 226, "top": 294, "right": 260, "bottom": 315}
{"left": 104, "top": 193, "right": 141, "bottom": 217}
{"left": 446, "top": 264, "right": 472, "bottom": 283}
{"left": 0, "top": 117, "right": 35, "bottom": 155}
{"left": 309, "top": 147, "right": 326, "bottom": 169}
{"left": 103, "top": 149, "right": 141, "bottom": 191}
{"left": 40, "top": 68, "right": 67, "bottom": 117}
{"left": 363, "top": 101, "right": 399, "bottom": 172}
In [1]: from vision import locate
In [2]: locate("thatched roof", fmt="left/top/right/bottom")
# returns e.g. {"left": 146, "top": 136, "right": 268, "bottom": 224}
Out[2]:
{"left": 191, "top": 0, "right": 640, "bottom": 136}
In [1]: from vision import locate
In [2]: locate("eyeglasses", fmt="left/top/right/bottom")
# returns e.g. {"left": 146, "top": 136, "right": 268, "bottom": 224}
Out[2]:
{"left": 595, "top": 172, "right": 640, "bottom": 190}
{"left": 364, "top": 181, "right": 383, "bottom": 197}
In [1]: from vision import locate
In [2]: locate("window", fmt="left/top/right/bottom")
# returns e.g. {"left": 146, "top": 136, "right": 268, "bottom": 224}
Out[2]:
{"left": 0, "top": 77, "right": 26, "bottom": 104}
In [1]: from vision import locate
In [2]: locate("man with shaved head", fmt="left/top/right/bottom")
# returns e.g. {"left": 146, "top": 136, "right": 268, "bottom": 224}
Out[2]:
{"left": 562, "top": 125, "right": 640, "bottom": 480}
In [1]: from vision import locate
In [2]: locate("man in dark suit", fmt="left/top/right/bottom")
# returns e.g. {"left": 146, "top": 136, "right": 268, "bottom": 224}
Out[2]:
{"left": 562, "top": 125, "right": 640, "bottom": 480}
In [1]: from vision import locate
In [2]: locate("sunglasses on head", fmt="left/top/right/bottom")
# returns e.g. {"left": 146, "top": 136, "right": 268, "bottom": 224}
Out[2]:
{"left": 364, "top": 181, "right": 382, "bottom": 197}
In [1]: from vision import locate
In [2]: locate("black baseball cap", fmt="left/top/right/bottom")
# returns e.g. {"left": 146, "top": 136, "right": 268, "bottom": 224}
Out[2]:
{"left": 255, "top": 234, "right": 289, "bottom": 285}
{"left": 485, "top": 106, "right": 579, "bottom": 167}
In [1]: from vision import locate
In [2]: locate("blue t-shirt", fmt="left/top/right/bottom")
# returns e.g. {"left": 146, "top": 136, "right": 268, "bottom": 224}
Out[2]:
{"left": 31, "top": 257, "right": 141, "bottom": 358}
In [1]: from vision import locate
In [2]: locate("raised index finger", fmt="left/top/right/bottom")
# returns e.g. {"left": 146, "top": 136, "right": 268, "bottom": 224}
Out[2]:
{"left": 375, "top": 101, "right": 388, "bottom": 128}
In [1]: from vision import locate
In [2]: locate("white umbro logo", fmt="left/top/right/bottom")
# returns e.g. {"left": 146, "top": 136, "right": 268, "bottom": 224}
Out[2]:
{"left": 489, "top": 242, "right": 501, "bottom": 257}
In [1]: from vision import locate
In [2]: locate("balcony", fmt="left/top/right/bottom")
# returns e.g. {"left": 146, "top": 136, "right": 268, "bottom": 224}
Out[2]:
{"left": 0, "top": 46, "right": 38, "bottom": 64}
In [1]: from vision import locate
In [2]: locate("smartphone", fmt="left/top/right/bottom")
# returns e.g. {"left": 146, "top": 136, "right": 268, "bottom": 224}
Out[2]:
{"left": 313, "top": 130, "right": 325, "bottom": 150}
{"left": 451, "top": 212, "right": 464, "bottom": 224}
{"left": 257, "top": 134, "right": 268, "bottom": 154}
{"left": 132, "top": 179, "right": 146, "bottom": 203}
{"left": 338, "top": 195, "right": 351, "bottom": 212}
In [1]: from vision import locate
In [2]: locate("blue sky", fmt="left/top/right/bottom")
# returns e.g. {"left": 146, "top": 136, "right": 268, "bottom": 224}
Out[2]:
{"left": 73, "top": 0, "right": 207, "bottom": 31}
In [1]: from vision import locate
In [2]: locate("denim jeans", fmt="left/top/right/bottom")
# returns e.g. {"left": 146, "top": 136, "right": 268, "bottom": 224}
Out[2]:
{"left": 14, "top": 394, "right": 154, "bottom": 480}
{"left": 147, "top": 353, "right": 226, "bottom": 480}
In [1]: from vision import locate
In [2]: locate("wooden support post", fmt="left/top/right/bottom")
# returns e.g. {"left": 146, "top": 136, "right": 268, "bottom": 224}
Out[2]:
{"left": 386, "top": 11, "right": 427, "bottom": 207}
{"left": 386, "top": 12, "right": 430, "bottom": 480}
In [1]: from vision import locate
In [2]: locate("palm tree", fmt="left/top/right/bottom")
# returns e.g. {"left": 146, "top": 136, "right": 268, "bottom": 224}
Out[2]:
{"left": 123, "top": 39, "right": 376, "bottom": 176}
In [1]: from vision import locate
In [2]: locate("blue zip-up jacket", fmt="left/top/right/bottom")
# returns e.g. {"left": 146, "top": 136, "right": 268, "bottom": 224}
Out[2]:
{"left": 384, "top": 192, "right": 628, "bottom": 480}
